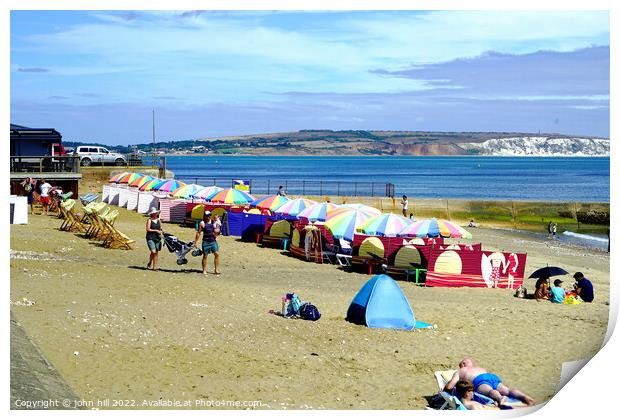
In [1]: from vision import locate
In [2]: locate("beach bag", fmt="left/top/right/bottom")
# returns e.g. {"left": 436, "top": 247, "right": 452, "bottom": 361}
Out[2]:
{"left": 514, "top": 285, "right": 527, "bottom": 299}
{"left": 564, "top": 295, "right": 583, "bottom": 305}
{"left": 300, "top": 303, "right": 321, "bottom": 321}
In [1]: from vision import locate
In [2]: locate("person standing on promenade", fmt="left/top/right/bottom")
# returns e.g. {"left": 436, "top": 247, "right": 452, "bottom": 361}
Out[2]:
{"left": 194, "top": 211, "right": 221, "bottom": 276}
{"left": 277, "top": 185, "right": 287, "bottom": 197}
{"left": 38, "top": 178, "right": 52, "bottom": 216}
{"left": 400, "top": 195, "right": 408, "bottom": 217}
{"left": 145, "top": 207, "right": 163, "bottom": 271}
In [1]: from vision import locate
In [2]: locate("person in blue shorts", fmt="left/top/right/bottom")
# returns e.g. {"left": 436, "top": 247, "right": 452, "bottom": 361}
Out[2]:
{"left": 194, "top": 211, "right": 221, "bottom": 276}
{"left": 444, "top": 358, "right": 536, "bottom": 406}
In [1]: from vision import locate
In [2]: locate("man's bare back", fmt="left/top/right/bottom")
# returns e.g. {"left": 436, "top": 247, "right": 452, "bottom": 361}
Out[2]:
{"left": 457, "top": 365, "right": 488, "bottom": 383}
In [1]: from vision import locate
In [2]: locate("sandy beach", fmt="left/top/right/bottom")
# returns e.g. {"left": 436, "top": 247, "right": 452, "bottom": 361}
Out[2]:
{"left": 10, "top": 205, "right": 610, "bottom": 409}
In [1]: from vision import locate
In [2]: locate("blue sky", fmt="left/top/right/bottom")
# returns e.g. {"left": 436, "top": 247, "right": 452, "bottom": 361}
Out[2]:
{"left": 10, "top": 10, "right": 610, "bottom": 144}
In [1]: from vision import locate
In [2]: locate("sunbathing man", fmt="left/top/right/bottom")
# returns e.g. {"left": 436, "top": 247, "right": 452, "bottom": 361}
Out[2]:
{"left": 444, "top": 358, "right": 536, "bottom": 406}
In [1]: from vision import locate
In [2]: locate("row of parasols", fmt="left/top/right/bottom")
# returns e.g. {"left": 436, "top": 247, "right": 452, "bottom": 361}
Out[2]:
{"left": 109, "top": 172, "right": 472, "bottom": 242}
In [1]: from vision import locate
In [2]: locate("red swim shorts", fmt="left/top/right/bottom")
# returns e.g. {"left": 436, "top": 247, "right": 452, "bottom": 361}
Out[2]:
{"left": 40, "top": 196, "right": 51, "bottom": 205}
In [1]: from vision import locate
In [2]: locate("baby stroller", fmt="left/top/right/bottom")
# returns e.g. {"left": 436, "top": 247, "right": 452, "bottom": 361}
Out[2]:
{"left": 162, "top": 233, "right": 197, "bottom": 265}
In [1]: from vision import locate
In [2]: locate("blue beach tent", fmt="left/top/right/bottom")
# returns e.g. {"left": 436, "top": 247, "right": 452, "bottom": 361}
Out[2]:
{"left": 347, "top": 274, "right": 431, "bottom": 330}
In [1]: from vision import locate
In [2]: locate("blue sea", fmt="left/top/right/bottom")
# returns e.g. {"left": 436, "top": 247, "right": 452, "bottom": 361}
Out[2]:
{"left": 166, "top": 155, "right": 609, "bottom": 203}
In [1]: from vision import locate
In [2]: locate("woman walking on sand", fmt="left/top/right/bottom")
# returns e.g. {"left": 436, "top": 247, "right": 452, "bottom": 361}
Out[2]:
{"left": 194, "top": 210, "right": 221, "bottom": 276}
{"left": 145, "top": 207, "right": 163, "bottom": 270}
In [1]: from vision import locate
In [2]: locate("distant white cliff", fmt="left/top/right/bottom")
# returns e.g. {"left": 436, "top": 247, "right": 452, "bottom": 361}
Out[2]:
{"left": 461, "top": 136, "right": 610, "bottom": 156}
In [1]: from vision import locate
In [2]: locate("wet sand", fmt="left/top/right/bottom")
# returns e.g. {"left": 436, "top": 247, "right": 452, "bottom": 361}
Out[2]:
{"left": 10, "top": 206, "right": 610, "bottom": 409}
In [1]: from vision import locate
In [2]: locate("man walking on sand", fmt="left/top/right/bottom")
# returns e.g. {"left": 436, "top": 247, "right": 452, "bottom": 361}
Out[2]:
{"left": 194, "top": 211, "right": 221, "bottom": 276}
{"left": 444, "top": 358, "right": 536, "bottom": 406}
{"left": 39, "top": 178, "right": 52, "bottom": 216}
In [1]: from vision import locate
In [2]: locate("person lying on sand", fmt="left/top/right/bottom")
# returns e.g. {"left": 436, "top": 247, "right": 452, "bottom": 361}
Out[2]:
{"left": 453, "top": 380, "right": 500, "bottom": 410}
{"left": 444, "top": 358, "right": 536, "bottom": 406}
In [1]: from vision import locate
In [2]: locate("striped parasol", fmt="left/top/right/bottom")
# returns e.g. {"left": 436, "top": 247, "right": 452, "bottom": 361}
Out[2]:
{"left": 171, "top": 184, "right": 204, "bottom": 199}
{"left": 129, "top": 175, "right": 154, "bottom": 188}
{"left": 139, "top": 178, "right": 164, "bottom": 191}
{"left": 397, "top": 218, "right": 472, "bottom": 239}
{"left": 155, "top": 179, "right": 186, "bottom": 193}
{"left": 273, "top": 198, "right": 318, "bottom": 217}
{"left": 208, "top": 188, "right": 255, "bottom": 204}
{"left": 250, "top": 194, "right": 290, "bottom": 211}
{"left": 109, "top": 172, "right": 130, "bottom": 183}
{"left": 118, "top": 172, "right": 144, "bottom": 185}
{"left": 340, "top": 203, "right": 382, "bottom": 216}
{"left": 357, "top": 213, "right": 413, "bottom": 237}
{"left": 324, "top": 209, "right": 372, "bottom": 242}
{"left": 191, "top": 186, "right": 224, "bottom": 200}
{"left": 297, "top": 202, "right": 340, "bottom": 222}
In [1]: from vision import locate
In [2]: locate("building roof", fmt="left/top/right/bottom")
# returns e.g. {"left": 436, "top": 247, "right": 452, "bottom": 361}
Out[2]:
{"left": 11, "top": 124, "right": 62, "bottom": 139}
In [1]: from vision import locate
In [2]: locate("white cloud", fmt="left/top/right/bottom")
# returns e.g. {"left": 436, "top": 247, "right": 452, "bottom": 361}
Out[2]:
{"left": 13, "top": 10, "right": 609, "bottom": 103}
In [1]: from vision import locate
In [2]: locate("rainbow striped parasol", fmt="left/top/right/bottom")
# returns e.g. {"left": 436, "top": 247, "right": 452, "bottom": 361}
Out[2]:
{"left": 397, "top": 218, "right": 472, "bottom": 239}
{"left": 324, "top": 209, "right": 372, "bottom": 241}
{"left": 171, "top": 184, "right": 204, "bottom": 199}
{"left": 155, "top": 179, "right": 186, "bottom": 193}
{"left": 191, "top": 186, "right": 224, "bottom": 200}
{"left": 118, "top": 172, "right": 144, "bottom": 185}
{"left": 139, "top": 178, "right": 164, "bottom": 191}
{"left": 340, "top": 203, "right": 382, "bottom": 216}
{"left": 109, "top": 172, "right": 130, "bottom": 183}
{"left": 208, "top": 188, "right": 255, "bottom": 204}
{"left": 129, "top": 175, "right": 154, "bottom": 188}
{"left": 273, "top": 198, "right": 318, "bottom": 217}
{"left": 250, "top": 194, "right": 290, "bottom": 211}
{"left": 297, "top": 202, "right": 340, "bottom": 222}
{"left": 357, "top": 213, "right": 413, "bottom": 237}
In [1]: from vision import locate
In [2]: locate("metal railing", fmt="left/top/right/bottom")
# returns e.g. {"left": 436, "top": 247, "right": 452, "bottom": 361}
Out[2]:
{"left": 10, "top": 156, "right": 81, "bottom": 173}
{"left": 180, "top": 176, "right": 394, "bottom": 197}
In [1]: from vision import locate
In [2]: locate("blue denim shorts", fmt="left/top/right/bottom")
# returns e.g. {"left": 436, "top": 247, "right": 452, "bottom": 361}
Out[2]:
{"left": 202, "top": 241, "right": 219, "bottom": 254}
{"left": 147, "top": 239, "right": 162, "bottom": 251}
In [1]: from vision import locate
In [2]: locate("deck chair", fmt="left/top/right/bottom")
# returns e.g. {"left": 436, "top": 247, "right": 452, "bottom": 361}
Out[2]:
{"left": 59, "top": 199, "right": 76, "bottom": 231}
{"left": 98, "top": 210, "right": 119, "bottom": 246}
{"left": 101, "top": 212, "right": 134, "bottom": 249}
{"left": 85, "top": 206, "right": 110, "bottom": 238}
{"left": 335, "top": 238, "right": 353, "bottom": 266}
{"left": 67, "top": 203, "right": 88, "bottom": 233}
{"left": 79, "top": 193, "right": 99, "bottom": 206}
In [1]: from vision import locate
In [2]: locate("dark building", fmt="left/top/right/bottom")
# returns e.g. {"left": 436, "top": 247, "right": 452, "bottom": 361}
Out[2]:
{"left": 10, "top": 123, "right": 64, "bottom": 156}
{"left": 10, "top": 123, "right": 81, "bottom": 197}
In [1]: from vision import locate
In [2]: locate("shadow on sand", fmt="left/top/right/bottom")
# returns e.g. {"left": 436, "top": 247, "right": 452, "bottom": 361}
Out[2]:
{"left": 127, "top": 265, "right": 203, "bottom": 274}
